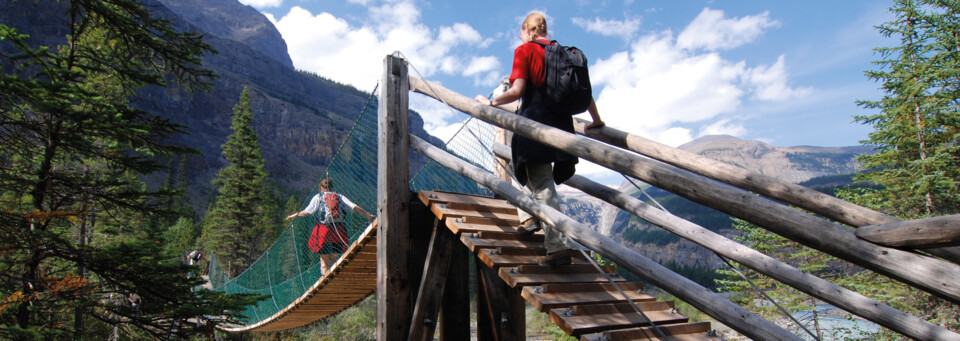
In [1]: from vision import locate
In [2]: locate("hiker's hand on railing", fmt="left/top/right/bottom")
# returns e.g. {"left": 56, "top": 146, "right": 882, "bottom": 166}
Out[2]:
{"left": 585, "top": 120, "right": 605, "bottom": 130}
{"left": 474, "top": 95, "right": 492, "bottom": 106}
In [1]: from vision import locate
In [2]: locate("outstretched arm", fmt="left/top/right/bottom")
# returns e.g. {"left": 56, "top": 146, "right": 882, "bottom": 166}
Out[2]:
{"left": 354, "top": 206, "right": 374, "bottom": 221}
{"left": 475, "top": 78, "right": 527, "bottom": 107}
{"left": 285, "top": 210, "right": 309, "bottom": 220}
{"left": 584, "top": 98, "right": 605, "bottom": 129}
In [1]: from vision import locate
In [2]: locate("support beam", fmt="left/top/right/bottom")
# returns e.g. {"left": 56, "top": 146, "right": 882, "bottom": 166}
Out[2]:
{"left": 856, "top": 214, "right": 960, "bottom": 248}
{"left": 438, "top": 239, "right": 470, "bottom": 341}
{"left": 377, "top": 54, "right": 411, "bottom": 341}
{"left": 409, "top": 135, "right": 802, "bottom": 341}
{"left": 408, "top": 219, "right": 458, "bottom": 341}
{"left": 476, "top": 259, "right": 525, "bottom": 341}
{"left": 408, "top": 75, "right": 960, "bottom": 305}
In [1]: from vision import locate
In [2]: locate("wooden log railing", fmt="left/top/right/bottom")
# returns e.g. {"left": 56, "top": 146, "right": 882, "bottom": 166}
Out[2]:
{"left": 407, "top": 75, "right": 960, "bottom": 307}
{"left": 570, "top": 118, "right": 960, "bottom": 263}
{"left": 407, "top": 134, "right": 803, "bottom": 341}
{"left": 487, "top": 142, "right": 959, "bottom": 340}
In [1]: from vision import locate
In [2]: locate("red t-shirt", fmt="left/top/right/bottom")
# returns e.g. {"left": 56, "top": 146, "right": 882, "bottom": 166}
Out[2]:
{"left": 509, "top": 38, "right": 551, "bottom": 88}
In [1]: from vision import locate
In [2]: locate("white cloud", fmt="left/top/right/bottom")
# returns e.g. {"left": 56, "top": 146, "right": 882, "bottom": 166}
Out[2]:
{"left": 589, "top": 10, "right": 805, "bottom": 147}
{"left": 239, "top": 0, "right": 282, "bottom": 9}
{"left": 745, "top": 55, "right": 812, "bottom": 101}
{"left": 676, "top": 8, "right": 779, "bottom": 51}
{"left": 270, "top": 1, "right": 490, "bottom": 94}
{"left": 462, "top": 56, "right": 502, "bottom": 87}
{"left": 571, "top": 16, "right": 642, "bottom": 41}
{"left": 698, "top": 119, "right": 747, "bottom": 138}
{"left": 409, "top": 93, "right": 467, "bottom": 142}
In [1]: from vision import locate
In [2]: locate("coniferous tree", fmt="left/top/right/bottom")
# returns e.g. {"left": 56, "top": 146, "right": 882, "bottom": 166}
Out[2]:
{"left": 845, "top": 0, "right": 960, "bottom": 333}
{"left": 0, "top": 1, "right": 261, "bottom": 339}
{"left": 853, "top": 0, "right": 960, "bottom": 218}
{"left": 198, "top": 87, "right": 275, "bottom": 277}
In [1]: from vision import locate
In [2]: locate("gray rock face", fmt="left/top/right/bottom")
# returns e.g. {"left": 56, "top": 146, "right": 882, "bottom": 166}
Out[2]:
{"left": 155, "top": 0, "right": 294, "bottom": 68}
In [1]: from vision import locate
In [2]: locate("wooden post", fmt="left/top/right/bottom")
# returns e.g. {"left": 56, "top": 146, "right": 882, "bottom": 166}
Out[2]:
{"left": 410, "top": 134, "right": 802, "bottom": 341}
{"left": 377, "top": 54, "right": 411, "bottom": 341}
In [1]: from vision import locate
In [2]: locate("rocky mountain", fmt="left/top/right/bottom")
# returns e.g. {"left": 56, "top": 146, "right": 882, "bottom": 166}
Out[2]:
{"left": 676, "top": 135, "right": 871, "bottom": 183}
{"left": 561, "top": 135, "right": 871, "bottom": 272}
{"left": 156, "top": 0, "right": 294, "bottom": 68}
{"left": 1, "top": 0, "right": 439, "bottom": 211}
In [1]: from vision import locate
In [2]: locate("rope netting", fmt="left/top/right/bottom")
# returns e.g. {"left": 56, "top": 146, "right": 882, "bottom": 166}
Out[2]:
{"left": 202, "top": 86, "right": 501, "bottom": 327}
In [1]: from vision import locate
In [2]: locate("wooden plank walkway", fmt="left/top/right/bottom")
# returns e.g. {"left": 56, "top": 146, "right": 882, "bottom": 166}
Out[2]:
{"left": 419, "top": 190, "right": 722, "bottom": 340}
{"left": 219, "top": 220, "right": 379, "bottom": 332}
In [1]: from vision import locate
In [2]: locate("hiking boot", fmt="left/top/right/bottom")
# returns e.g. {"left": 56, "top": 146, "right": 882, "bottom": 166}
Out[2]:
{"left": 539, "top": 250, "right": 575, "bottom": 267}
{"left": 517, "top": 218, "right": 542, "bottom": 236}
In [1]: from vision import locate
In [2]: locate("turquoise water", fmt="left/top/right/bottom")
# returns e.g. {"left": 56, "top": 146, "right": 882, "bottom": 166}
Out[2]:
{"left": 791, "top": 305, "right": 880, "bottom": 340}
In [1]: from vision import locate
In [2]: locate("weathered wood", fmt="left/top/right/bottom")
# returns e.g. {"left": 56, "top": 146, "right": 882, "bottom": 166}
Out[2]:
{"left": 378, "top": 54, "right": 411, "bottom": 341}
{"left": 563, "top": 174, "right": 960, "bottom": 341}
{"left": 522, "top": 283, "right": 654, "bottom": 312}
{"left": 499, "top": 270, "right": 626, "bottom": 288}
{"left": 438, "top": 236, "right": 470, "bottom": 341}
{"left": 460, "top": 233, "right": 545, "bottom": 253}
{"left": 419, "top": 190, "right": 516, "bottom": 213}
{"left": 570, "top": 118, "right": 960, "bottom": 264}
{"left": 407, "top": 76, "right": 960, "bottom": 305}
{"left": 408, "top": 220, "right": 458, "bottom": 341}
{"left": 569, "top": 118, "right": 897, "bottom": 227}
{"left": 856, "top": 214, "right": 960, "bottom": 248}
{"left": 409, "top": 133, "right": 801, "bottom": 341}
{"left": 550, "top": 302, "right": 688, "bottom": 336}
{"left": 580, "top": 321, "right": 716, "bottom": 341}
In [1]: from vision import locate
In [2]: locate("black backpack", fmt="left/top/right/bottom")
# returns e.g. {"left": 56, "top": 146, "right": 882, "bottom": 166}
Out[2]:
{"left": 532, "top": 40, "right": 592, "bottom": 116}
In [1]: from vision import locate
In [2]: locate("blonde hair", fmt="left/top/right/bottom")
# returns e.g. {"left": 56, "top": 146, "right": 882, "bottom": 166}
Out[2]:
{"left": 523, "top": 12, "right": 548, "bottom": 38}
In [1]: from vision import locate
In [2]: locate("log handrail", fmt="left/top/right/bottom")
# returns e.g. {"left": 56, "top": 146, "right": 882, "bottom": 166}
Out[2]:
{"left": 569, "top": 119, "right": 897, "bottom": 227}
{"left": 856, "top": 214, "right": 960, "bottom": 248}
{"left": 490, "top": 142, "right": 958, "bottom": 340}
{"left": 570, "top": 118, "right": 960, "bottom": 264}
{"left": 408, "top": 75, "right": 960, "bottom": 306}
{"left": 409, "top": 134, "right": 803, "bottom": 341}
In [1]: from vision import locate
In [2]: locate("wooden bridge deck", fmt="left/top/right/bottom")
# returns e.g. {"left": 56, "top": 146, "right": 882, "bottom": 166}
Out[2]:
{"left": 222, "top": 190, "right": 721, "bottom": 340}
{"left": 419, "top": 190, "right": 721, "bottom": 340}
{"left": 220, "top": 220, "right": 379, "bottom": 332}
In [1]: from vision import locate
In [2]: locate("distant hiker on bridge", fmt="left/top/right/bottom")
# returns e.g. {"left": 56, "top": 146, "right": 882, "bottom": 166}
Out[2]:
{"left": 475, "top": 12, "right": 604, "bottom": 267}
{"left": 286, "top": 178, "right": 374, "bottom": 274}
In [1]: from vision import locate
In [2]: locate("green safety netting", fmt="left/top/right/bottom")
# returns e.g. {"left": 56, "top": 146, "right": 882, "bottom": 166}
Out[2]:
{"left": 203, "top": 86, "right": 503, "bottom": 326}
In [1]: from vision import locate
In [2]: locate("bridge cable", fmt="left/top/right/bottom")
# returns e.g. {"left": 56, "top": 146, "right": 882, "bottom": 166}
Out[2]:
{"left": 628, "top": 180, "right": 821, "bottom": 340}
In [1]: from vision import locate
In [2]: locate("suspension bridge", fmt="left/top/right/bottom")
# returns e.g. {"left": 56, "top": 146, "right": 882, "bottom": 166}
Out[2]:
{"left": 200, "top": 55, "right": 960, "bottom": 340}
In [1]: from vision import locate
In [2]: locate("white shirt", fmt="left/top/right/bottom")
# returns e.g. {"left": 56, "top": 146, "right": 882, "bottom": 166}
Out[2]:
{"left": 303, "top": 191, "right": 358, "bottom": 224}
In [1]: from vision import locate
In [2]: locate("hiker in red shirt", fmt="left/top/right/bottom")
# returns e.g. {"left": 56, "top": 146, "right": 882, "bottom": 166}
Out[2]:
{"left": 475, "top": 12, "right": 604, "bottom": 267}
{"left": 286, "top": 178, "right": 374, "bottom": 275}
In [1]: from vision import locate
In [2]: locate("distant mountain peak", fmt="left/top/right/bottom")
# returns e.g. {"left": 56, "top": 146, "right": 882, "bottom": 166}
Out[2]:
{"left": 677, "top": 135, "right": 871, "bottom": 184}
{"left": 156, "top": 0, "right": 294, "bottom": 68}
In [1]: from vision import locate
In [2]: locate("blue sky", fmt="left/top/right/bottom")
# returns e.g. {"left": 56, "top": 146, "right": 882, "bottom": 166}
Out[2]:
{"left": 239, "top": 0, "right": 893, "bottom": 181}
